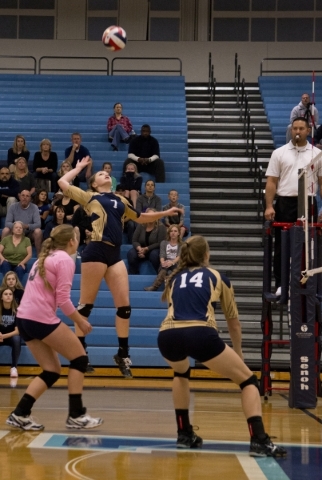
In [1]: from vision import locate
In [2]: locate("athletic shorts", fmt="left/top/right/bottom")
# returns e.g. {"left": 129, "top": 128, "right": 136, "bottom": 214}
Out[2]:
{"left": 16, "top": 317, "right": 60, "bottom": 342}
{"left": 157, "top": 326, "right": 226, "bottom": 363}
{"left": 81, "top": 241, "right": 121, "bottom": 266}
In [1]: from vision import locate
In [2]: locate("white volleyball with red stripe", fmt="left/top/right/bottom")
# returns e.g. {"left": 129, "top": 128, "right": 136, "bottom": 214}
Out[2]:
{"left": 102, "top": 26, "right": 127, "bottom": 51}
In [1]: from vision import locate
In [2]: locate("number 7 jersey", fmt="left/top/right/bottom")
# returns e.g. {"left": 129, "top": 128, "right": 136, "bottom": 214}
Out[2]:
{"left": 160, "top": 267, "right": 239, "bottom": 331}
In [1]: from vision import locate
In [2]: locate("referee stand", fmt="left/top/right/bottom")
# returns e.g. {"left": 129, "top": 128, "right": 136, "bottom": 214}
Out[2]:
{"left": 260, "top": 219, "right": 322, "bottom": 407}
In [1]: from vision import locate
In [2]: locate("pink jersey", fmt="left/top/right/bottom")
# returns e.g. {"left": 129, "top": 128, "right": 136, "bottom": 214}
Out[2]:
{"left": 17, "top": 250, "right": 76, "bottom": 324}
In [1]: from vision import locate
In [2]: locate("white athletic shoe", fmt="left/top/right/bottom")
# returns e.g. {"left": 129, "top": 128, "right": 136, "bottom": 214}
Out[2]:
{"left": 66, "top": 413, "right": 103, "bottom": 429}
{"left": 6, "top": 412, "right": 44, "bottom": 431}
{"left": 10, "top": 367, "right": 18, "bottom": 378}
{"left": 275, "top": 287, "right": 281, "bottom": 297}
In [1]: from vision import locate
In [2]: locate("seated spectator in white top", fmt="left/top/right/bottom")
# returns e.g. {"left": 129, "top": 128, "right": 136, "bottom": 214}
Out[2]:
{"left": 0, "top": 167, "right": 19, "bottom": 219}
{"left": 123, "top": 124, "right": 165, "bottom": 182}
{"left": 1, "top": 190, "right": 42, "bottom": 255}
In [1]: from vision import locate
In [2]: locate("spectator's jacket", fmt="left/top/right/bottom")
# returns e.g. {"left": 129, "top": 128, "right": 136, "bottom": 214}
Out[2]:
{"left": 0, "top": 178, "right": 20, "bottom": 206}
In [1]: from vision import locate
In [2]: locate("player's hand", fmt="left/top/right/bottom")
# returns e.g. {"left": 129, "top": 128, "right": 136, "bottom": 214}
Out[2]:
{"left": 264, "top": 206, "right": 275, "bottom": 221}
{"left": 166, "top": 207, "right": 184, "bottom": 217}
{"left": 76, "top": 156, "right": 91, "bottom": 171}
{"left": 76, "top": 317, "right": 92, "bottom": 336}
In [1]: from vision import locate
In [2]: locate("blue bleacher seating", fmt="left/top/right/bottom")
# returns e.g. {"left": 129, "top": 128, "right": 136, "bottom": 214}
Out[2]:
{"left": 0, "top": 73, "right": 189, "bottom": 369}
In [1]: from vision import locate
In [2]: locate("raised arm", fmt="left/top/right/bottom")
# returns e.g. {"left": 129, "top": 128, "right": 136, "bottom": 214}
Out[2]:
{"left": 136, "top": 207, "right": 183, "bottom": 225}
{"left": 58, "top": 156, "right": 90, "bottom": 192}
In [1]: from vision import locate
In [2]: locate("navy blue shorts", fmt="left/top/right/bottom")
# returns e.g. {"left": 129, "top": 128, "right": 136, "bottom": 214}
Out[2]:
{"left": 16, "top": 317, "right": 60, "bottom": 342}
{"left": 81, "top": 241, "right": 121, "bottom": 266}
{"left": 158, "top": 326, "right": 226, "bottom": 363}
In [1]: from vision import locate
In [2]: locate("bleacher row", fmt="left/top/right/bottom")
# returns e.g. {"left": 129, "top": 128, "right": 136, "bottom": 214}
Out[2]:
{"left": 259, "top": 75, "right": 322, "bottom": 149}
{"left": 0, "top": 74, "right": 189, "bottom": 369}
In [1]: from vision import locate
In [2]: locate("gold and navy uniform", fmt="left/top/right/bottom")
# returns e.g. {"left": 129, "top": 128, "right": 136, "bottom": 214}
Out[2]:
{"left": 66, "top": 185, "right": 140, "bottom": 247}
{"left": 160, "top": 266, "right": 238, "bottom": 331}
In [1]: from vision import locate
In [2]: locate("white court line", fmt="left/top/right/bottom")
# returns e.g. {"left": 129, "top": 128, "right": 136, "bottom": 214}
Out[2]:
{"left": 237, "top": 455, "right": 268, "bottom": 480}
{"left": 0, "top": 430, "right": 9, "bottom": 440}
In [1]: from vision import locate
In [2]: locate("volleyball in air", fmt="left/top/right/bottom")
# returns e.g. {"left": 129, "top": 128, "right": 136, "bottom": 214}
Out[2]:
{"left": 102, "top": 26, "right": 127, "bottom": 51}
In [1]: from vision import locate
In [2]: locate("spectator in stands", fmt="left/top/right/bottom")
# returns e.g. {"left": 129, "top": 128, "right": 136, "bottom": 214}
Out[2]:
{"left": 32, "top": 139, "right": 58, "bottom": 192}
{"left": 127, "top": 208, "right": 167, "bottom": 274}
{"left": 0, "top": 221, "right": 32, "bottom": 282}
{"left": 71, "top": 206, "right": 93, "bottom": 252}
{"left": 0, "top": 287, "right": 21, "bottom": 379}
{"left": 120, "top": 162, "right": 142, "bottom": 208}
{"left": 144, "top": 224, "right": 182, "bottom": 291}
{"left": 123, "top": 124, "right": 165, "bottom": 183}
{"left": 52, "top": 191, "right": 79, "bottom": 223}
{"left": 14, "top": 157, "right": 36, "bottom": 196}
{"left": 65, "top": 133, "right": 93, "bottom": 183}
{"left": 102, "top": 162, "right": 117, "bottom": 192}
{"left": 56, "top": 161, "right": 80, "bottom": 191}
{"left": 136, "top": 179, "right": 162, "bottom": 213}
{"left": 43, "top": 206, "right": 67, "bottom": 241}
{"left": 163, "top": 189, "right": 189, "bottom": 238}
{"left": 7, "top": 135, "right": 30, "bottom": 174}
{"left": 1, "top": 190, "right": 42, "bottom": 255}
{"left": 286, "top": 93, "right": 319, "bottom": 142}
{"left": 33, "top": 189, "right": 51, "bottom": 229}
{"left": 0, "top": 167, "right": 19, "bottom": 219}
{"left": 1, "top": 271, "right": 24, "bottom": 305}
{"left": 107, "top": 102, "right": 133, "bottom": 151}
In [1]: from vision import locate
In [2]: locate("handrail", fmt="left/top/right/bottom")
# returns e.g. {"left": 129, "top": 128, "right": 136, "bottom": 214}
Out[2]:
{"left": 237, "top": 77, "right": 245, "bottom": 108}
{"left": 240, "top": 92, "right": 248, "bottom": 122}
{"left": 208, "top": 52, "right": 212, "bottom": 90}
{"left": 0, "top": 55, "right": 37, "bottom": 74}
{"left": 234, "top": 53, "right": 238, "bottom": 90}
{"left": 39, "top": 56, "right": 109, "bottom": 75}
{"left": 210, "top": 68, "right": 216, "bottom": 122}
{"left": 257, "top": 164, "right": 263, "bottom": 221}
{"left": 260, "top": 57, "right": 322, "bottom": 76}
{"left": 111, "top": 57, "right": 182, "bottom": 75}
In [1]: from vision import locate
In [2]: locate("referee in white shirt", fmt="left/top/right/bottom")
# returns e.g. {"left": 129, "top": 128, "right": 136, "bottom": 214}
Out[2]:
{"left": 265, "top": 117, "right": 322, "bottom": 295}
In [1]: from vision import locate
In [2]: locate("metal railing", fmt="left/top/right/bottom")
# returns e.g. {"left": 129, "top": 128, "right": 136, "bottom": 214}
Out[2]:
{"left": 260, "top": 57, "right": 322, "bottom": 76}
{"left": 111, "top": 57, "right": 182, "bottom": 75}
{"left": 38, "top": 56, "right": 109, "bottom": 75}
{"left": 0, "top": 55, "right": 37, "bottom": 74}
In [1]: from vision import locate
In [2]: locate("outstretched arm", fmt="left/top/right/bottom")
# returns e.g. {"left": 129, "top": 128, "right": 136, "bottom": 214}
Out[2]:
{"left": 58, "top": 156, "right": 91, "bottom": 192}
{"left": 136, "top": 207, "right": 184, "bottom": 225}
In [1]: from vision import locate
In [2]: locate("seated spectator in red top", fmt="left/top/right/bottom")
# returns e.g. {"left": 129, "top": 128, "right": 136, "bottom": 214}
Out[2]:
{"left": 32, "top": 138, "right": 58, "bottom": 192}
{"left": 7, "top": 135, "right": 30, "bottom": 174}
{"left": 107, "top": 103, "right": 133, "bottom": 151}
{"left": 123, "top": 124, "right": 165, "bottom": 183}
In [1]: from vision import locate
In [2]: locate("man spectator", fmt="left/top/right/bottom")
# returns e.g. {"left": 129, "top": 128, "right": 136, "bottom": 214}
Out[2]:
{"left": 162, "top": 189, "right": 188, "bottom": 238}
{"left": 265, "top": 117, "right": 322, "bottom": 296}
{"left": 123, "top": 124, "right": 165, "bottom": 183}
{"left": 286, "top": 93, "right": 319, "bottom": 142}
{"left": 0, "top": 167, "right": 19, "bottom": 218}
{"left": 65, "top": 132, "right": 92, "bottom": 183}
{"left": 107, "top": 103, "right": 133, "bottom": 151}
{"left": 1, "top": 190, "right": 42, "bottom": 255}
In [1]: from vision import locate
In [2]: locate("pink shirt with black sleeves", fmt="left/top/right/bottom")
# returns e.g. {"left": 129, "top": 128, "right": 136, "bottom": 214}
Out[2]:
{"left": 17, "top": 250, "right": 76, "bottom": 325}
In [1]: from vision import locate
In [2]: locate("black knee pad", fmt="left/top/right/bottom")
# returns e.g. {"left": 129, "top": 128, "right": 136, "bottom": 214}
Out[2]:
{"left": 116, "top": 305, "right": 131, "bottom": 319}
{"left": 38, "top": 370, "right": 60, "bottom": 388}
{"left": 70, "top": 355, "right": 89, "bottom": 373}
{"left": 240, "top": 374, "right": 259, "bottom": 391}
{"left": 174, "top": 367, "right": 191, "bottom": 379}
{"left": 77, "top": 303, "right": 94, "bottom": 318}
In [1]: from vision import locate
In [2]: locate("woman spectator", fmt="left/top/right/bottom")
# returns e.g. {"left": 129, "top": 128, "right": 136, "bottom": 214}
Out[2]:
{"left": 120, "top": 162, "right": 142, "bottom": 209}
{"left": 1, "top": 271, "right": 24, "bottom": 305}
{"left": 0, "top": 287, "right": 21, "bottom": 378}
{"left": 102, "top": 162, "right": 117, "bottom": 192}
{"left": 136, "top": 179, "right": 162, "bottom": 213}
{"left": 144, "top": 224, "right": 182, "bottom": 291}
{"left": 56, "top": 161, "right": 79, "bottom": 192}
{"left": 33, "top": 189, "right": 51, "bottom": 229}
{"left": 7, "top": 135, "right": 30, "bottom": 174}
{"left": 107, "top": 102, "right": 133, "bottom": 151}
{"left": 52, "top": 191, "right": 79, "bottom": 223}
{"left": 32, "top": 138, "right": 58, "bottom": 192}
{"left": 13, "top": 157, "right": 36, "bottom": 196}
{"left": 43, "top": 206, "right": 67, "bottom": 240}
{"left": 0, "top": 221, "right": 32, "bottom": 283}
{"left": 127, "top": 208, "right": 167, "bottom": 274}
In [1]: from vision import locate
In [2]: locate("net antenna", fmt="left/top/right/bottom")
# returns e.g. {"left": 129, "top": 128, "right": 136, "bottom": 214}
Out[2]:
{"left": 301, "top": 71, "right": 322, "bottom": 283}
